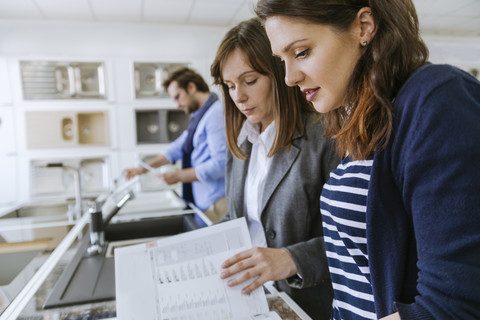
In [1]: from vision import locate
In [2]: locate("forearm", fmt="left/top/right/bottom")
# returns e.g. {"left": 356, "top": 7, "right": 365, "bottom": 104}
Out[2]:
{"left": 178, "top": 167, "right": 198, "bottom": 183}
{"left": 148, "top": 154, "right": 170, "bottom": 169}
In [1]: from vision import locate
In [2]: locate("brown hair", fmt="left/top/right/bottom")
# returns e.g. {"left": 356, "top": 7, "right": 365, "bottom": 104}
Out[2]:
{"left": 162, "top": 67, "right": 210, "bottom": 93}
{"left": 256, "top": 0, "right": 429, "bottom": 159}
{"left": 211, "top": 17, "right": 316, "bottom": 159}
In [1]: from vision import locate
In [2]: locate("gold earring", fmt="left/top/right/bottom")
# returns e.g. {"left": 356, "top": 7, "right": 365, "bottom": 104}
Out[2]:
{"left": 361, "top": 41, "right": 368, "bottom": 47}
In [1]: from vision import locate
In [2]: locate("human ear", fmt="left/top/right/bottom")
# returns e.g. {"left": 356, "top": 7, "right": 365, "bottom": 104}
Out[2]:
{"left": 357, "top": 7, "right": 377, "bottom": 47}
{"left": 187, "top": 81, "right": 197, "bottom": 94}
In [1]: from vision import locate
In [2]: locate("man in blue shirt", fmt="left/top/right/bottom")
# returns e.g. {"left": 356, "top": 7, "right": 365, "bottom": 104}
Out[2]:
{"left": 125, "top": 68, "right": 227, "bottom": 222}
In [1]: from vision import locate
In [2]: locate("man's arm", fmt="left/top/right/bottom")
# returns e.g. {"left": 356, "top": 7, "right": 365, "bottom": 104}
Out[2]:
{"left": 161, "top": 167, "right": 197, "bottom": 185}
{"left": 124, "top": 154, "right": 171, "bottom": 179}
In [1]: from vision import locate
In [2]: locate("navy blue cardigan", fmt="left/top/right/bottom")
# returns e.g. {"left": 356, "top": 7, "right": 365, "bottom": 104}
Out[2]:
{"left": 367, "top": 64, "right": 480, "bottom": 319}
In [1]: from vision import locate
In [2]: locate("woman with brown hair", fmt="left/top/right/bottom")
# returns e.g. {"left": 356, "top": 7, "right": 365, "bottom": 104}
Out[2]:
{"left": 211, "top": 18, "right": 339, "bottom": 319}
{"left": 256, "top": 0, "right": 480, "bottom": 319}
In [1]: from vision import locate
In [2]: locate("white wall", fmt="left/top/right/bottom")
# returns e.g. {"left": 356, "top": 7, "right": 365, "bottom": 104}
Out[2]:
{"left": 424, "top": 35, "right": 480, "bottom": 75}
{"left": 0, "top": 19, "right": 229, "bottom": 82}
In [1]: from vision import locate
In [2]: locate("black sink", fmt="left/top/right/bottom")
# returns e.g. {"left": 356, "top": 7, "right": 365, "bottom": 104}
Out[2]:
{"left": 43, "top": 213, "right": 204, "bottom": 309}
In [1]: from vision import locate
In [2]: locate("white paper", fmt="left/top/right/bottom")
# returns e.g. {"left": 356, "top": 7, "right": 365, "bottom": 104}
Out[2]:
{"left": 115, "top": 217, "right": 271, "bottom": 320}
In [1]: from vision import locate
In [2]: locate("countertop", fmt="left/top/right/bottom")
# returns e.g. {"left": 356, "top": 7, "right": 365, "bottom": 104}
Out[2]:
{"left": 10, "top": 234, "right": 303, "bottom": 320}
{"left": 1, "top": 191, "right": 309, "bottom": 319}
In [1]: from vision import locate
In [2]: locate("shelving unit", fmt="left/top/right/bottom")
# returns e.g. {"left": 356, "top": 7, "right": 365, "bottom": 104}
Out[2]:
{"left": 0, "top": 57, "right": 191, "bottom": 208}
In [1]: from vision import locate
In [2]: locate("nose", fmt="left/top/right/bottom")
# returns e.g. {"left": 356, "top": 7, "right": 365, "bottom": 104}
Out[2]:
{"left": 231, "top": 87, "right": 247, "bottom": 104}
{"left": 284, "top": 62, "right": 302, "bottom": 87}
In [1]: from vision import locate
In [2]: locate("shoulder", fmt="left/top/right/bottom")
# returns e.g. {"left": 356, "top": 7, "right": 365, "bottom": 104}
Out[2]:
{"left": 202, "top": 98, "right": 223, "bottom": 117}
{"left": 297, "top": 112, "right": 330, "bottom": 146}
{"left": 202, "top": 98, "right": 225, "bottom": 126}
{"left": 211, "top": 98, "right": 224, "bottom": 110}
{"left": 301, "top": 111, "right": 326, "bottom": 134}
{"left": 394, "top": 63, "right": 480, "bottom": 123}
{"left": 396, "top": 64, "right": 478, "bottom": 106}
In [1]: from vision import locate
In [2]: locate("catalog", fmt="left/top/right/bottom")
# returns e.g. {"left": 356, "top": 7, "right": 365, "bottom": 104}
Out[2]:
{"left": 115, "top": 217, "right": 280, "bottom": 320}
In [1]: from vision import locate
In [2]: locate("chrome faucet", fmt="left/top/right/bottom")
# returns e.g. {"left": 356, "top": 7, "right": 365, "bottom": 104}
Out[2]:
{"left": 87, "top": 190, "right": 135, "bottom": 256}
{"left": 44, "top": 163, "right": 83, "bottom": 221}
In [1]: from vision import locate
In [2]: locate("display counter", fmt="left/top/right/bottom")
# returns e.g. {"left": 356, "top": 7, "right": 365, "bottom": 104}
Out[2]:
{"left": 0, "top": 190, "right": 311, "bottom": 320}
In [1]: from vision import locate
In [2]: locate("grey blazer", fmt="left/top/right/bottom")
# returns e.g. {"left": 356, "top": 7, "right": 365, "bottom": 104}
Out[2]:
{"left": 225, "top": 112, "right": 340, "bottom": 320}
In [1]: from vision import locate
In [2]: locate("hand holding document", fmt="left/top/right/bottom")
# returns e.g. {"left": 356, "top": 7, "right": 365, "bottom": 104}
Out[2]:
{"left": 115, "top": 218, "right": 280, "bottom": 320}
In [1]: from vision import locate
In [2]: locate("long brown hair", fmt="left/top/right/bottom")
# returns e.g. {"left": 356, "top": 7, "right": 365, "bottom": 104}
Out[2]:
{"left": 211, "top": 17, "right": 316, "bottom": 160}
{"left": 256, "top": 0, "right": 429, "bottom": 159}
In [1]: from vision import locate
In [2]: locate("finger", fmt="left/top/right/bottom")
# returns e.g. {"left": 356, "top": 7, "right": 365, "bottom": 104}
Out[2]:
{"left": 222, "top": 249, "right": 254, "bottom": 268}
{"left": 225, "top": 265, "right": 260, "bottom": 287}
{"left": 220, "top": 256, "right": 258, "bottom": 280}
{"left": 241, "top": 276, "right": 266, "bottom": 294}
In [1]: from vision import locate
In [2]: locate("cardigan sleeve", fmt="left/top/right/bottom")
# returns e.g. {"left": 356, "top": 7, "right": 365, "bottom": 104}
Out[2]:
{"left": 390, "top": 67, "right": 480, "bottom": 319}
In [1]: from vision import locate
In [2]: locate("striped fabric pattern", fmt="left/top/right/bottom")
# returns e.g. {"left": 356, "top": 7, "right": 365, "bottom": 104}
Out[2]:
{"left": 320, "top": 157, "right": 376, "bottom": 320}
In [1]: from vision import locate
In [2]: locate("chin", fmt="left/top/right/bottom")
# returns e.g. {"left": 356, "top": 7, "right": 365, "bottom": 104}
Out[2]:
{"left": 313, "top": 104, "right": 329, "bottom": 114}
{"left": 313, "top": 101, "right": 338, "bottom": 114}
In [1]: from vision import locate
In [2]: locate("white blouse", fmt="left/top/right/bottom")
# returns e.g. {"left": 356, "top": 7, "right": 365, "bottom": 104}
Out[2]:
{"left": 237, "top": 120, "right": 276, "bottom": 248}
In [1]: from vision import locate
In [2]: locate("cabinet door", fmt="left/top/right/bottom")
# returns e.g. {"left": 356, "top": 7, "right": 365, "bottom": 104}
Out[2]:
{"left": 0, "top": 58, "right": 12, "bottom": 106}
{"left": 0, "top": 107, "right": 15, "bottom": 154}
{"left": 0, "top": 155, "right": 17, "bottom": 205}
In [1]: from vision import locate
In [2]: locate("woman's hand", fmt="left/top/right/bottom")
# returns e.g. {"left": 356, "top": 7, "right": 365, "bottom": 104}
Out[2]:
{"left": 220, "top": 247, "right": 298, "bottom": 294}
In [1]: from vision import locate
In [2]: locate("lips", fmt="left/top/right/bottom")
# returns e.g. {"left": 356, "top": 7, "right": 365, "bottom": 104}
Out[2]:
{"left": 241, "top": 107, "right": 254, "bottom": 115}
{"left": 302, "top": 88, "right": 320, "bottom": 102}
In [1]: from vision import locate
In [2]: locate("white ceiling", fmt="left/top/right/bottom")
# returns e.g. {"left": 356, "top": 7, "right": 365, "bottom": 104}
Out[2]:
{"left": 0, "top": 0, "right": 479, "bottom": 37}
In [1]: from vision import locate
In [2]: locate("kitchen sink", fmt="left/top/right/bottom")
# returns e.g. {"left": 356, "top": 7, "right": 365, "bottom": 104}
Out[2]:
{"left": 43, "top": 212, "right": 204, "bottom": 309}
{"left": 0, "top": 250, "right": 42, "bottom": 287}
{"left": 0, "top": 244, "right": 48, "bottom": 311}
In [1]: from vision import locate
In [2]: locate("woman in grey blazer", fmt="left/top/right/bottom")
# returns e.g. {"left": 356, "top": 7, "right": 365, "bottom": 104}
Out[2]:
{"left": 211, "top": 18, "right": 339, "bottom": 320}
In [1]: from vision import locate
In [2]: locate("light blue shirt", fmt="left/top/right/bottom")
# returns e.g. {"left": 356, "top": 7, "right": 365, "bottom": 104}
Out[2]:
{"left": 163, "top": 99, "right": 226, "bottom": 210}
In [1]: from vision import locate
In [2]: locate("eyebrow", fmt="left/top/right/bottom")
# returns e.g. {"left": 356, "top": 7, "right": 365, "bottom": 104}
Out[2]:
{"left": 223, "top": 70, "right": 257, "bottom": 83}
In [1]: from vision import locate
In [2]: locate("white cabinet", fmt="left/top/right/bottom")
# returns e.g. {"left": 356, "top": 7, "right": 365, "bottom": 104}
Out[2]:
{"left": 0, "top": 107, "right": 16, "bottom": 154}
{"left": 0, "top": 155, "right": 17, "bottom": 205}
{"left": 0, "top": 58, "right": 12, "bottom": 106}
{"left": 1, "top": 57, "right": 197, "bottom": 207}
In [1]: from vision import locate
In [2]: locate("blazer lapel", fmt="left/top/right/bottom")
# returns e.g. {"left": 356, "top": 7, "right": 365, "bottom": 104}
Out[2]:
{"left": 260, "top": 143, "right": 300, "bottom": 215}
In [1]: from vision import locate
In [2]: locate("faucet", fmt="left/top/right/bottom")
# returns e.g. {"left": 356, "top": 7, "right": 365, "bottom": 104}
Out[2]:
{"left": 44, "top": 163, "right": 83, "bottom": 221}
{"left": 87, "top": 190, "right": 135, "bottom": 256}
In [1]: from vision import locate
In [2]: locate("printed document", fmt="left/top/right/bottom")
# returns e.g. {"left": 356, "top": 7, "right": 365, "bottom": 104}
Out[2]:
{"left": 115, "top": 218, "right": 279, "bottom": 320}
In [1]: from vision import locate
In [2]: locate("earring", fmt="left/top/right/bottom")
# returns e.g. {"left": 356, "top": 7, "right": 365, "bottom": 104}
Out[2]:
{"left": 361, "top": 40, "right": 368, "bottom": 47}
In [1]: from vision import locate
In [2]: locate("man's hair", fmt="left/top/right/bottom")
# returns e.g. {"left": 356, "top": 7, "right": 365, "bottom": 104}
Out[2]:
{"left": 162, "top": 67, "right": 210, "bottom": 93}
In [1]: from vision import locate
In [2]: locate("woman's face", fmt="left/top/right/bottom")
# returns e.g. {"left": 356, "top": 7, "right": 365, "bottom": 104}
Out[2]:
{"left": 265, "top": 16, "right": 363, "bottom": 113}
{"left": 222, "top": 47, "right": 274, "bottom": 131}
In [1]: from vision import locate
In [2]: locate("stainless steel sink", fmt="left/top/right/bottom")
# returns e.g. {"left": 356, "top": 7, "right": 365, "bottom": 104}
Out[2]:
{"left": 43, "top": 213, "right": 204, "bottom": 309}
{"left": 0, "top": 250, "right": 42, "bottom": 287}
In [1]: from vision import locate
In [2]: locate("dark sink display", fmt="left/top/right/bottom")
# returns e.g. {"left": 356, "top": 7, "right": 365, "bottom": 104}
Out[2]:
{"left": 43, "top": 213, "right": 204, "bottom": 309}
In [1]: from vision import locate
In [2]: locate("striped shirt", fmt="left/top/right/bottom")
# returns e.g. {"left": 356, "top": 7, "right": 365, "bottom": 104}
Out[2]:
{"left": 320, "top": 157, "right": 376, "bottom": 320}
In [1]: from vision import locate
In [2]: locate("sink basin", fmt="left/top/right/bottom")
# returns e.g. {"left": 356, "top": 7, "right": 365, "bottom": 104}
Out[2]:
{"left": 0, "top": 250, "right": 42, "bottom": 286}
{"left": 43, "top": 213, "right": 204, "bottom": 309}
{"left": 0, "top": 243, "right": 48, "bottom": 311}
